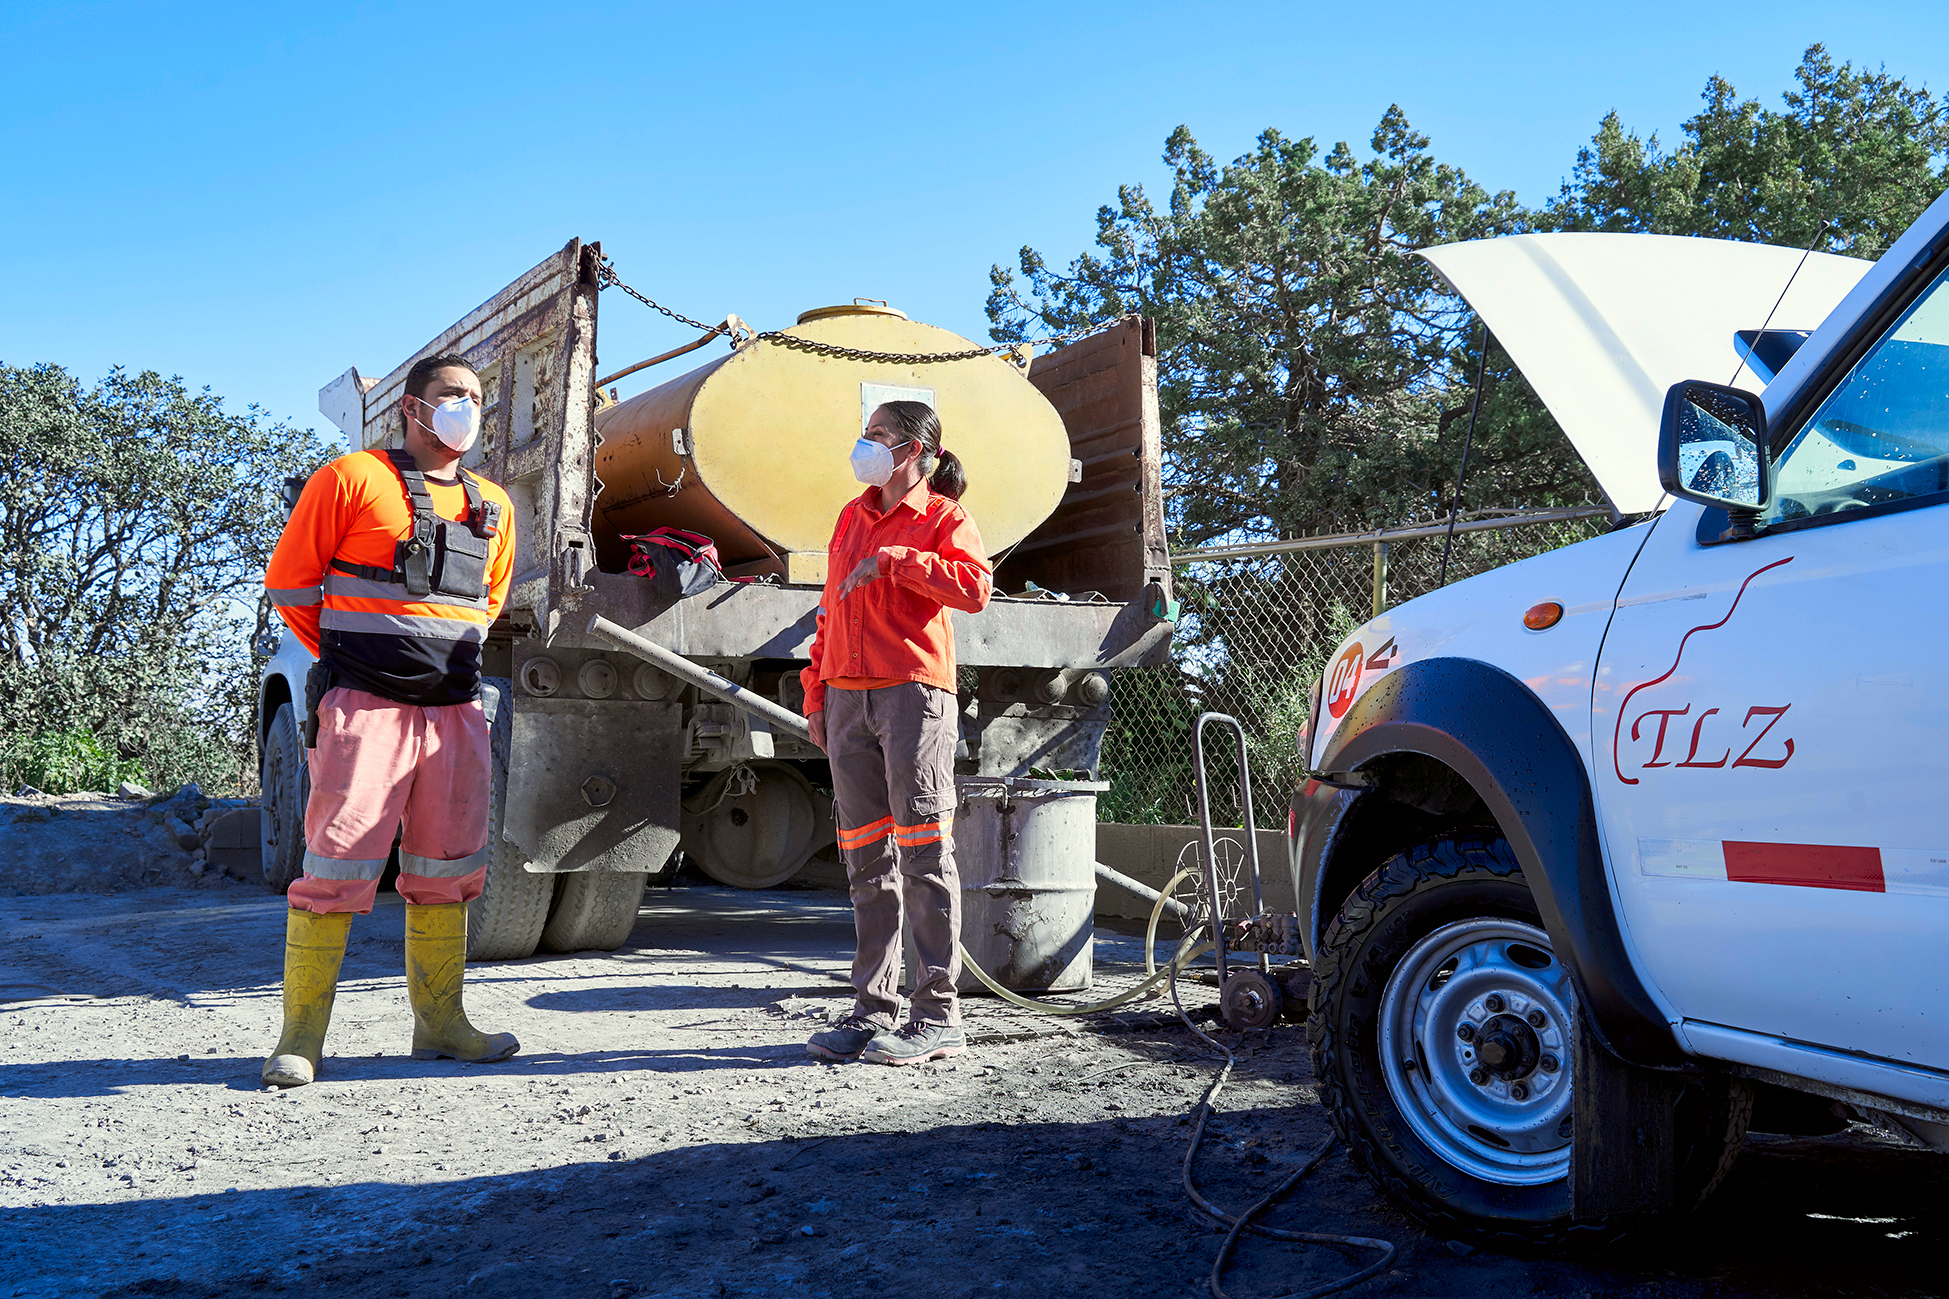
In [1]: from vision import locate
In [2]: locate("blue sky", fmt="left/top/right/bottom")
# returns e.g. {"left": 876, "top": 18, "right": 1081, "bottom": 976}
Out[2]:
{"left": 2, "top": 2, "right": 1944, "bottom": 445}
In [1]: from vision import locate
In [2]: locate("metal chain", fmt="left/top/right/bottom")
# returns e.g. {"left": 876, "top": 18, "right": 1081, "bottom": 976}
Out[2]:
{"left": 595, "top": 257, "right": 1123, "bottom": 365}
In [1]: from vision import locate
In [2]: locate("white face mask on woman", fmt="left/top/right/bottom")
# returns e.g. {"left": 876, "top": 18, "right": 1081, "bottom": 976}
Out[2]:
{"left": 849, "top": 437, "right": 911, "bottom": 487}
{"left": 412, "top": 395, "right": 482, "bottom": 454}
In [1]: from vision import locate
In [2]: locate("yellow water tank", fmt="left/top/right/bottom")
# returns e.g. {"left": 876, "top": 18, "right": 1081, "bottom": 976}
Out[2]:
{"left": 591, "top": 304, "right": 1072, "bottom": 578}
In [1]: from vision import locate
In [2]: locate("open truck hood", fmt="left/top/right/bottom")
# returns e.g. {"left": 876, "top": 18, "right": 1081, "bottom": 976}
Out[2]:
{"left": 1420, "top": 233, "right": 1871, "bottom": 514}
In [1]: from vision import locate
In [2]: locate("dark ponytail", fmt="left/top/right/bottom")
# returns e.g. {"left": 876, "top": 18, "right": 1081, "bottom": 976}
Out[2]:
{"left": 874, "top": 400, "right": 968, "bottom": 501}
{"left": 928, "top": 449, "right": 967, "bottom": 501}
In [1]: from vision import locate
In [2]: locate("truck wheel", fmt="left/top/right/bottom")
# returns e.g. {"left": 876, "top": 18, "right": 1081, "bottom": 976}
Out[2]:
{"left": 538, "top": 871, "right": 648, "bottom": 953}
{"left": 259, "top": 703, "right": 309, "bottom": 892}
{"left": 688, "top": 762, "right": 818, "bottom": 889}
{"left": 1310, "top": 834, "right": 1748, "bottom": 1246}
{"left": 466, "top": 679, "right": 558, "bottom": 962}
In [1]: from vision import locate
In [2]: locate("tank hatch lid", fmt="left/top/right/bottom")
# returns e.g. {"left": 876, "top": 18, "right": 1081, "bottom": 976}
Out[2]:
{"left": 796, "top": 299, "right": 909, "bottom": 324}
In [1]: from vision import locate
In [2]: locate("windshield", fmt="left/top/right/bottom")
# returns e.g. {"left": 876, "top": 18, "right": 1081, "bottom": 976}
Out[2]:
{"left": 1765, "top": 264, "right": 1949, "bottom": 525}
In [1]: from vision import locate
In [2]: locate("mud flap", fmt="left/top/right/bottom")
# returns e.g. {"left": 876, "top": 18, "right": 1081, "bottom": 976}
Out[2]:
{"left": 504, "top": 696, "right": 683, "bottom": 873}
{"left": 1571, "top": 1006, "right": 1688, "bottom": 1218}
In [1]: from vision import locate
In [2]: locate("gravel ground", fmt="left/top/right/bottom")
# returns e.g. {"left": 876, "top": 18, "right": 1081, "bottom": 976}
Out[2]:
{"left": 1, "top": 804, "right": 1945, "bottom": 1298}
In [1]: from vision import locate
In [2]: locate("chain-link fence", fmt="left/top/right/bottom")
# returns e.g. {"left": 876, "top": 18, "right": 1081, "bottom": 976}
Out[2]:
{"left": 1099, "top": 509, "right": 1612, "bottom": 827}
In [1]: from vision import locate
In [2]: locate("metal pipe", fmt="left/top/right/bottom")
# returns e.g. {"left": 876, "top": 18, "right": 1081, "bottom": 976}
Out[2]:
{"left": 586, "top": 614, "right": 813, "bottom": 742}
{"left": 1094, "top": 861, "right": 1192, "bottom": 920}
{"left": 1370, "top": 541, "right": 1389, "bottom": 619}
{"left": 593, "top": 327, "right": 725, "bottom": 392}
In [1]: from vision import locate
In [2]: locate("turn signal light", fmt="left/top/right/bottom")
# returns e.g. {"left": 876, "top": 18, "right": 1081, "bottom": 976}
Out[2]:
{"left": 1523, "top": 601, "right": 1564, "bottom": 631}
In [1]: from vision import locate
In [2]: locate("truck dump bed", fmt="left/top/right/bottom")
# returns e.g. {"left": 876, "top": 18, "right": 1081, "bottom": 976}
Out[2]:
{"left": 296, "top": 238, "right": 1173, "bottom": 954}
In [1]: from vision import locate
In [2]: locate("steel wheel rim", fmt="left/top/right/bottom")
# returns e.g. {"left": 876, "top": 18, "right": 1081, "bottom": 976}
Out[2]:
{"left": 1377, "top": 917, "right": 1574, "bottom": 1186}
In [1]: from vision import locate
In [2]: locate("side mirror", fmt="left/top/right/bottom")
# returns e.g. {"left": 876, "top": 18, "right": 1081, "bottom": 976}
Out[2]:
{"left": 1658, "top": 381, "right": 1769, "bottom": 513}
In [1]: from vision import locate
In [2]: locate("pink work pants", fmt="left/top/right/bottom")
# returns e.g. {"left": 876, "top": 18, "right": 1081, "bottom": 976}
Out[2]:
{"left": 287, "top": 686, "right": 493, "bottom": 915}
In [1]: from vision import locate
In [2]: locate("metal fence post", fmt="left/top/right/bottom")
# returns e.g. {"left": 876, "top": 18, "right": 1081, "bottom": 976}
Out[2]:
{"left": 1371, "top": 541, "right": 1389, "bottom": 619}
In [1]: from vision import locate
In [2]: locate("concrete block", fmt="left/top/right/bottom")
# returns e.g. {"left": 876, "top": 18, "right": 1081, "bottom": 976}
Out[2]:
{"left": 205, "top": 808, "right": 260, "bottom": 851}
{"left": 207, "top": 845, "right": 260, "bottom": 875}
{"left": 1092, "top": 822, "right": 1292, "bottom": 921}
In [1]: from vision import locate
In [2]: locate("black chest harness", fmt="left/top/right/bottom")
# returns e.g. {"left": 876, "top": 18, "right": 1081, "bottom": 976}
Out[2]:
{"left": 330, "top": 449, "right": 504, "bottom": 601}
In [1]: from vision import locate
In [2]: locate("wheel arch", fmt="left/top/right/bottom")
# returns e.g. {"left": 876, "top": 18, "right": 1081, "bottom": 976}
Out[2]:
{"left": 1309, "top": 656, "right": 1686, "bottom": 1070}
{"left": 258, "top": 671, "right": 294, "bottom": 751}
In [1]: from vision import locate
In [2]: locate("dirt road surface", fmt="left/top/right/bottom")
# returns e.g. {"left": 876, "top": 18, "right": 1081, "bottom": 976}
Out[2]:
{"left": 2, "top": 807, "right": 1945, "bottom": 1297}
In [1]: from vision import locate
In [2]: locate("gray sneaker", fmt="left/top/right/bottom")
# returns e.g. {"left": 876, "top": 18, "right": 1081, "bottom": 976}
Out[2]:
{"left": 863, "top": 1020, "right": 966, "bottom": 1065}
{"left": 807, "top": 1015, "right": 880, "bottom": 1062}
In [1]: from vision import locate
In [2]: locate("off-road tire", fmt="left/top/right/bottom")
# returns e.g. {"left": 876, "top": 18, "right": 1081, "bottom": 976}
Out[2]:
{"left": 1308, "top": 833, "right": 1751, "bottom": 1249}
{"left": 259, "top": 703, "right": 309, "bottom": 892}
{"left": 466, "top": 679, "right": 558, "bottom": 961}
{"left": 538, "top": 871, "right": 649, "bottom": 953}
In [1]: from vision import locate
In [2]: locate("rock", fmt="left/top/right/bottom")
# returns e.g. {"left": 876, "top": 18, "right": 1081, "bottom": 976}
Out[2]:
{"left": 165, "top": 816, "right": 199, "bottom": 851}
{"left": 118, "top": 781, "right": 152, "bottom": 800}
{"left": 15, "top": 786, "right": 42, "bottom": 798}
{"left": 608, "top": 1149, "right": 626, "bottom": 1161}
{"left": 189, "top": 860, "right": 207, "bottom": 878}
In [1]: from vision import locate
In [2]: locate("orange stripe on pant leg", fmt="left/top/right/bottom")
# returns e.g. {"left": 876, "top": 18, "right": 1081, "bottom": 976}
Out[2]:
{"left": 837, "top": 817, "right": 894, "bottom": 849}
{"left": 893, "top": 816, "right": 953, "bottom": 847}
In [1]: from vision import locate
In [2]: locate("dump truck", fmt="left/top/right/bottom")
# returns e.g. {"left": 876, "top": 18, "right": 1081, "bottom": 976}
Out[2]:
{"left": 259, "top": 238, "right": 1175, "bottom": 960}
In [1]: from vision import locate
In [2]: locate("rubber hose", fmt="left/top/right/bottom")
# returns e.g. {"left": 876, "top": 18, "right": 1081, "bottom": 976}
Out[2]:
{"left": 1167, "top": 927, "right": 1397, "bottom": 1299}
{"left": 957, "top": 934, "right": 1213, "bottom": 1016}
{"left": 1144, "top": 866, "right": 1198, "bottom": 977}
{"left": 954, "top": 862, "right": 1212, "bottom": 1016}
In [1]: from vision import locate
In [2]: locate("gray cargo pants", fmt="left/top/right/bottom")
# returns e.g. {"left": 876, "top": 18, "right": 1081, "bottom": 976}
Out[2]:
{"left": 825, "top": 682, "right": 961, "bottom": 1028}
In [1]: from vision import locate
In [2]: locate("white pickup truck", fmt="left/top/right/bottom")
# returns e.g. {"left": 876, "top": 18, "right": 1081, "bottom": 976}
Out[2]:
{"left": 1291, "top": 189, "right": 1949, "bottom": 1243}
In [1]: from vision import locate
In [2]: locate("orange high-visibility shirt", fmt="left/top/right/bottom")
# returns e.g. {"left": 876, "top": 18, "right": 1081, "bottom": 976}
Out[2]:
{"left": 265, "top": 450, "right": 515, "bottom": 706}
{"left": 801, "top": 480, "right": 991, "bottom": 715}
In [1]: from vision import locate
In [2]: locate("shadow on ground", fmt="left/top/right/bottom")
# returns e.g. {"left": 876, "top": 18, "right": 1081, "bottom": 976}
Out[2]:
{"left": 4, "top": 1100, "right": 1943, "bottom": 1299}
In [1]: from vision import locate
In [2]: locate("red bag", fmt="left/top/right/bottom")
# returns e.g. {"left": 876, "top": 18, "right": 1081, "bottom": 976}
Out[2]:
{"left": 622, "top": 527, "right": 726, "bottom": 598}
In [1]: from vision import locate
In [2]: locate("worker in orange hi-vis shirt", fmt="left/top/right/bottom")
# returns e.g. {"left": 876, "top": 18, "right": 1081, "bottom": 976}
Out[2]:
{"left": 800, "top": 400, "right": 991, "bottom": 1068}
{"left": 259, "top": 353, "right": 518, "bottom": 1088}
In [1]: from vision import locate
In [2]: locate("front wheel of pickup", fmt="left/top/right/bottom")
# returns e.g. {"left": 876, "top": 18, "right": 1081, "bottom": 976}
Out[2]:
{"left": 1310, "top": 834, "right": 1749, "bottom": 1248}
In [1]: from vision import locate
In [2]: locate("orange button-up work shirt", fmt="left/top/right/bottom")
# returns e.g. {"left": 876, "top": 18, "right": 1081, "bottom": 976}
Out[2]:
{"left": 800, "top": 480, "right": 992, "bottom": 716}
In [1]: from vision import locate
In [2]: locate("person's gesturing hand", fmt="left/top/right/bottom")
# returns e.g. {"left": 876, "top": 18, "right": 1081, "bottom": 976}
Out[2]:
{"left": 808, "top": 710, "right": 826, "bottom": 752}
{"left": 836, "top": 553, "right": 883, "bottom": 600}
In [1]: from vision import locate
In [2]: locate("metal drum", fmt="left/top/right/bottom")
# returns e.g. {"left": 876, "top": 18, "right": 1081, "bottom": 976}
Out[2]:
{"left": 906, "top": 776, "right": 1107, "bottom": 994}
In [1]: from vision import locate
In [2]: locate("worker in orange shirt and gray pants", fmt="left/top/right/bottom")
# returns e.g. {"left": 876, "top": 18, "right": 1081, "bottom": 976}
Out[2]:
{"left": 260, "top": 353, "right": 519, "bottom": 1088}
{"left": 803, "top": 400, "right": 991, "bottom": 1066}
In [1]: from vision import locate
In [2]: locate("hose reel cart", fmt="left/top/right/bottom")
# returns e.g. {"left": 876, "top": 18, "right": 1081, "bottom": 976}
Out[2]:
{"left": 1189, "top": 713, "right": 1311, "bottom": 1032}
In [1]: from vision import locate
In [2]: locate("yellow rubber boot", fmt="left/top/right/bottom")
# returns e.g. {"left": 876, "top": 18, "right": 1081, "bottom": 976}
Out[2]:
{"left": 263, "top": 909, "right": 353, "bottom": 1088}
{"left": 405, "top": 902, "right": 519, "bottom": 1063}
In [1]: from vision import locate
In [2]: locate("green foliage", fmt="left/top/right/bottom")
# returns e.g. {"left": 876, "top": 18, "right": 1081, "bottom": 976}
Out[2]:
{"left": 0, "top": 363, "right": 335, "bottom": 794}
{"left": 12, "top": 728, "right": 148, "bottom": 796}
{"left": 1548, "top": 45, "right": 1949, "bottom": 258}
{"left": 989, "top": 109, "right": 1601, "bottom": 549}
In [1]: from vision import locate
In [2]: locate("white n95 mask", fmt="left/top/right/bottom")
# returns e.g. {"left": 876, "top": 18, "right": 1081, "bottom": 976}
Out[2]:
{"left": 850, "top": 437, "right": 909, "bottom": 487}
{"left": 415, "top": 396, "right": 481, "bottom": 454}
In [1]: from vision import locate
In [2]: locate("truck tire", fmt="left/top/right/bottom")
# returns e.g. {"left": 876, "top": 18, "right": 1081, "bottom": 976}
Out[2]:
{"left": 1309, "top": 833, "right": 1748, "bottom": 1248}
{"left": 538, "top": 871, "right": 649, "bottom": 953}
{"left": 466, "top": 679, "right": 559, "bottom": 962}
{"left": 259, "top": 703, "right": 309, "bottom": 892}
